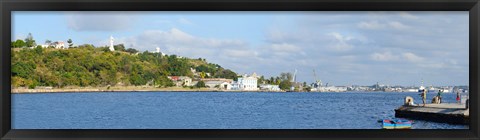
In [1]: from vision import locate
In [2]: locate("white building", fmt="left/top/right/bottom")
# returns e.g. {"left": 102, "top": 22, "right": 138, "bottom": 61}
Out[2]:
{"left": 202, "top": 80, "right": 232, "bottom": 90}
{"left": 259, "top": 84, "right": 281, "bottom": 91}
{"left": 39, "top": 41, "right": 65, "bottom": 49}
{"left": 167, "top": 76, "right": 193, "bottom": 87}
{"left": 321, "top": 86, "right": 348, "bottom": 92}
{"left": 55, "top": 42, "right": 65, "bottom": 49}
{"left": 235, "top": 73, "right": 258, "bottom": 91}
{"left": 156, "top": 47, "right": 166, "bottom": 56}
{"left": 46, "top": 41, "right": 65, "bottom": 49}
{"left": 204, "top": 81, "right": 223, "bottom": 88}
{"left": 219, "top": 82, "right": 232, "bottom": 90}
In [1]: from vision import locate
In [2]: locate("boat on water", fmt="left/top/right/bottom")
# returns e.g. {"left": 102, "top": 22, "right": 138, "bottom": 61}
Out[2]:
{"left": 418, "top": 86, "right": 425, "bottom": 92}
{"left": 418, "top": 79, "right": 425, "bottom": 92}
{"left": 382, "top": 119, "right": 413, "bottom": 129}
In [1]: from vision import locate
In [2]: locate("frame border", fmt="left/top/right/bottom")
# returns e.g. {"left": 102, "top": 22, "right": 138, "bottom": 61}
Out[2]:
{"left": 1, "top": 0, "right": 479, "bottom": 139}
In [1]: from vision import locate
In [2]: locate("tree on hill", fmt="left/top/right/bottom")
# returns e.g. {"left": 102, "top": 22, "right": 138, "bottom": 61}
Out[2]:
{"left": 114, "top": 44, "right": 126, "bottom": 52}
{"left": 11, "top": 39, "right": 26, "bottom": 48}
{"left": 67, "top": 39, "right": 73, "bottom": 47}
{"left": 12, "top": 61, "right": 36, "bottom": 79}
{"left": 78, "top": 44, "right": 95, "bottom": 51}
{"left": 200, "top": 72, "right": 206, "bottom": 79}
{"left": 214, "top": 69, "right": 238, "bottom": 80}
{"left": 125, "top": 48, "right": 139, "bottom": 54}
{"left": 24, "top": 33, "right": 36, "bottom": 47}
{"left": 45, "top": 40, "right": 52, "bottom": 45}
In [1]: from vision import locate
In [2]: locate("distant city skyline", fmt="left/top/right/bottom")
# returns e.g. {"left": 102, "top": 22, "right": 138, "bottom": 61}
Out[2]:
{"left": 12, "top": 11, "right": 469, "bottom": 86}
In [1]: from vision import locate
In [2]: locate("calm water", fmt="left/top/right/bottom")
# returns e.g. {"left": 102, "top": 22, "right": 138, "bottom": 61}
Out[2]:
{"left": 12, "top": 91, "right": 469, "bottom": 129}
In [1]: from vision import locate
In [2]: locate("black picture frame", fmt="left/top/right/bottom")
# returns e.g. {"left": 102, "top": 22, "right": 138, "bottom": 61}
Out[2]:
{"left": 1, "top": 0, "right": 479, "bottom": 139}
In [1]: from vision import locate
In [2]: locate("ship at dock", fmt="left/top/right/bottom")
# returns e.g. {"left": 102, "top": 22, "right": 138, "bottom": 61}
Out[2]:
{"left": 417, "top": 79, "right": 454, "bottom": 93}
{"left": 418, "top": 79, "right": 425, "bottom": 92}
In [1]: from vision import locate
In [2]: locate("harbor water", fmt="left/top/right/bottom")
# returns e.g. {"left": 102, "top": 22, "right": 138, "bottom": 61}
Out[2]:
{"left": 12, "top": 91, "right": 469, "bottom": 129}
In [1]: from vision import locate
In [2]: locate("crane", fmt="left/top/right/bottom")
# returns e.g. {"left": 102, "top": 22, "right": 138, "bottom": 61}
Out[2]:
{"left": 290, "top": 69, "right": 297, "bottom": 91}
{"left": 312, "top": 69, "right": 322, "bottom": 91}
{"left": 293, "top": 69, "right": 297, "bottom": 83}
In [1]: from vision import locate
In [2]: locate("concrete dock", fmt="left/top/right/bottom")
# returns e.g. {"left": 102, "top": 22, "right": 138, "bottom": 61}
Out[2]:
{"left": 394, "top": 103, "right": 469, "bottom": 124}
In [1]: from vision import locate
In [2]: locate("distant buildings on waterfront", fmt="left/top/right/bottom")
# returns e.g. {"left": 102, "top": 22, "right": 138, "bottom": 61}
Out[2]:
{"left": 166, "top": 72, "right": 284, "bottom": 92}
{"left": 165, "top": 72, "right": 469, "bottom": 93}
{"left": 168, "top": 76, "right": 193, "bottom": 87}
{"left": 344, "top": 83, "right": 468, "bottom": 93}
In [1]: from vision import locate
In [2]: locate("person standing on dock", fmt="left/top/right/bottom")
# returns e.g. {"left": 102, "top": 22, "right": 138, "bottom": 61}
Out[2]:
{"left": 456, "top": 91, "right": 461, "bottom": 104}
{"left": 420, "top": 89, "right": 427, "bottom": 107}
{"left": 436, "top": 90, "right": 443, "bottom": 104}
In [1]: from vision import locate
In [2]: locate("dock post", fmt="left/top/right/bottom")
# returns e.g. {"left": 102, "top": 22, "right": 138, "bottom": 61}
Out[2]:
{"left": 466, "top": 99, "right": 469, "bottom": 109}
{"left": 404, "top": 96, "right": 414, "bottom": 105}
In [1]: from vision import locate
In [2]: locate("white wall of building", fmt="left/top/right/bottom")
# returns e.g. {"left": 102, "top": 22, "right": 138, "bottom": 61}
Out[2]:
{"left": 259, "top": 84, "right": 281, "bottom": 91}
{"left": 220, "top": 82, "right": 232, "bottom": 90}
{"left": 237, "top": 74, "right": 258, "bottom": 91}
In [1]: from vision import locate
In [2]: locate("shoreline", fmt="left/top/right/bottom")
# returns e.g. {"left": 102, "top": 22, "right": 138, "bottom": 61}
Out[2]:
{"left": 11, "top": 86, "right": 286, "bottom": 94}
{"left": 11, "top": 87, "right": 466, "bottom": 94}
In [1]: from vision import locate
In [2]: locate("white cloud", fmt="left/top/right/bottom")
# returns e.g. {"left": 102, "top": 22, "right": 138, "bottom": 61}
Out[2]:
{"left": 96, "top": 28, "right": 256, "bottom": 72}
{"left": 65, "top": 12, "right": 137, "bottom": 31}
{"left": 358, "top": 20, "right": 385, "bottom": 29}
{"left": 339, "top": 55, "right": 357, "bottom": 62}
{"left": 419, "top": 63, "right": 448, "bottom": 69}
{"left": 402, "top": 52, "right": 424, "bottom": 62}
{"left": 358, "top": 20, "right": 409, "bottom": 30}
{"left": 327, "top": 32, "right": 354, "bottom": 51}
{"left": 371, "top": 52, "right": 425, "bottom": 63}
{"left": 168, "top": 28, "right": 196, "bottom": 42}
{"left": 371, "top": 51, "right": 399, "bottom": 61}
{"left": 178, "top": 17, "right": 194, "bottom": 25}
{"left": 399, "top": 12, "right": 419, "bottom": 19}
{"left": 153, "top": 19, "right": 174, "bottom": 27}
{"left": 237, "top": 12, "right": 466, "bottom": 85}
{"left": 224, "top": 50, "right": 254, "bottom": 58}
{"left": 269, "top": 43, "right": 300, "bottom": 52}
{"left": 448, "top": 59, "right": 458, "bottom": 65}
{"left": 265, "top": 28, "right": 307, "bottom": 43}
{"left": 388, "top": 21, "right": 410, "bottom": 30}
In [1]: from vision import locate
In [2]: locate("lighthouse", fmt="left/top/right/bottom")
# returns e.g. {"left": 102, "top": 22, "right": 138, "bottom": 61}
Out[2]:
{"left": 109, "top": 36, "right": 115, "bottom": 51}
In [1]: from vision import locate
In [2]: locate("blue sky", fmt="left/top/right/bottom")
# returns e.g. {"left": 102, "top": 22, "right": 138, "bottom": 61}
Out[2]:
{"left": 12, "top": 11, "right": 469, "bottom": 86}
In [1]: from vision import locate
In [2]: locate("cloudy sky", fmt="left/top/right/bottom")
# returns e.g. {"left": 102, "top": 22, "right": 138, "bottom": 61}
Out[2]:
{"left": 12, "top": 11, "right": 469, "bottom": 86}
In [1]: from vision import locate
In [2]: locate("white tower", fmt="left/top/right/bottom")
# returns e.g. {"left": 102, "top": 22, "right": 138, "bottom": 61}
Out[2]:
{"left": 156, "top": 47, "right": 160, "bottom": 53}
{"left": 109, "top": 36, "right": 115, "bottom": 51}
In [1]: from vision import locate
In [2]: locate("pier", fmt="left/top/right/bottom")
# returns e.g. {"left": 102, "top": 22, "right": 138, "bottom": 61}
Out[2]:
{"left": 394, "top": 103, "right": 469, "bottom": 124}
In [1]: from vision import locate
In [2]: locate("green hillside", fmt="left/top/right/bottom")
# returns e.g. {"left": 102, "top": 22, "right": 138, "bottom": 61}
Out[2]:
{"left": 11, "top": 45, "right": 237, "bottom": 89}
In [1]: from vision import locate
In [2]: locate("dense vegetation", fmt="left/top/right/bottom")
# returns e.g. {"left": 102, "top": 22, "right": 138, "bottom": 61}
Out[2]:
{"left": 11, "top": 33, "right": 297, "bottom": 90}
{"left": 257, "top": 73, "right": 295, "bottom": 91}
{"left": 11, "top": 44, "right": 238, "bottom": 89}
